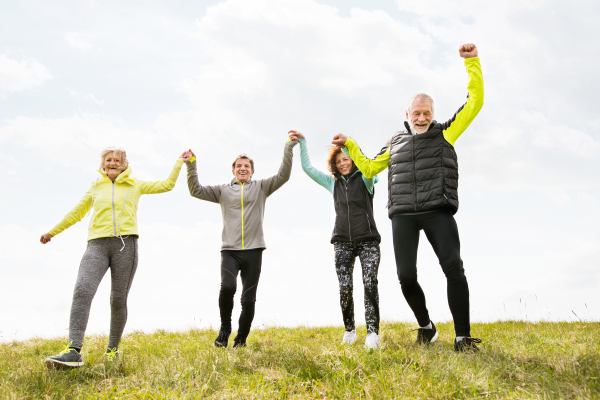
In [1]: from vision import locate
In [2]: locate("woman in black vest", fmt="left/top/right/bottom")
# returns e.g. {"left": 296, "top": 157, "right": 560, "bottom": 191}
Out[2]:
{"left": 288, "top": 130, "right": 382, "bottom": 349}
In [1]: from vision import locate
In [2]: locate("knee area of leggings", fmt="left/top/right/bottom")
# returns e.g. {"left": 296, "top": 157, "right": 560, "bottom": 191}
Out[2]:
{"left": 398, "top": 273, "right": 418, "bottom": 287}
{"left": 219, "top": 283, "right": 237, "bottom": 295}
{"left": 109, "top": 295, "right": 128, "bottom": 308}
{"left": 240, "top": 298, "right": 256, "bottom": 307}
{"left": 72, "top": 286, "right": 96, "bottom": 302}
{"left": 442, "top": 260, "right": 466, "bottom": 279}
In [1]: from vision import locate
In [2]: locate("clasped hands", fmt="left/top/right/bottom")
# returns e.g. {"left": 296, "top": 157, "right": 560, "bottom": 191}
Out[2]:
{"left": 288, "top": 130, "right": 347, "bottom": 149}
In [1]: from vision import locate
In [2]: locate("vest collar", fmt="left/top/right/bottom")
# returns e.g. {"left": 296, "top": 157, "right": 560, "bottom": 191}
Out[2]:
{"left": 341, "top": 169, "right": 361, "bottom": 182}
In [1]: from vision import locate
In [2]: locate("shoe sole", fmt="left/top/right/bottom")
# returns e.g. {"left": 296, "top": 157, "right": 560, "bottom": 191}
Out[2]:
{"left": 430, "top": 331, "right": 439, "bottom": 343}
{"left": 45, "top": 358, "right": 84, "bottom": 370}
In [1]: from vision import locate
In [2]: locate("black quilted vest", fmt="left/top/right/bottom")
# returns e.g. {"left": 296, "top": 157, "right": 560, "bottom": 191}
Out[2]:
{"left": 387, "top": 121, "right": 459, "bottom": 218}
{"left": 331, "top": 171, "right": 381, "bottom": 243}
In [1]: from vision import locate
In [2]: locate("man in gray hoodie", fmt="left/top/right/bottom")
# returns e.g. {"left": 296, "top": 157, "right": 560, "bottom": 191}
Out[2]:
{"left": 184, "top": 138, "right": 298, "bottom": 347}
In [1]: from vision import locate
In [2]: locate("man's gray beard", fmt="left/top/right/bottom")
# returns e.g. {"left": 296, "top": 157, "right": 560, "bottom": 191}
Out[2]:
{"left": 408, "top": 122, "right": 430, "bottom": 134}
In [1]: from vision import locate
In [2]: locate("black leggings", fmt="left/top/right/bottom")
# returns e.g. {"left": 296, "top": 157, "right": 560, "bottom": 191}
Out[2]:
{"left": 392, "top": 211, "right": 470, "bottom": 337}
{"left": 333, "top": 240, "right": 381, "bottom": 334}
{"left": 219, "top": 249, "right": 263, "bottom": 338}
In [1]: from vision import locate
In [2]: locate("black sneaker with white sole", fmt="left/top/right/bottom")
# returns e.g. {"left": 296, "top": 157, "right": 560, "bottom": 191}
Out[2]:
{"left": 214, "top": 328, "right": 232, "bottom": 348}
{"left": 415, "top": 322, "right": 439, "bottom": 345}
{"left": 454, "top": 337, "right": 482, "bottom": 352}
{"left": 45, "top": 348, "right": 84, "bottom": 369}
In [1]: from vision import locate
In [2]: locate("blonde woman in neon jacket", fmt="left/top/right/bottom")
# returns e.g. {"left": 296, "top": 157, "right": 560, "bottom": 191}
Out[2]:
{"left": 40, "top": 146, "right": 189, "bottom": 369}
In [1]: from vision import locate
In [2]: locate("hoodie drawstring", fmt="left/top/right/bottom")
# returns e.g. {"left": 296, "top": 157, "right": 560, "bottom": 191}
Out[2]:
{"left": 115, "top": 186, "right": 134, "bottom": 251}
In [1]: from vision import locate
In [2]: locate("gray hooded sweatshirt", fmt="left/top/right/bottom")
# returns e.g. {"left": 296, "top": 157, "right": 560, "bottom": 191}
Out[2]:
{"left": 186, "top": 140, "right": 297, "bottom": 250}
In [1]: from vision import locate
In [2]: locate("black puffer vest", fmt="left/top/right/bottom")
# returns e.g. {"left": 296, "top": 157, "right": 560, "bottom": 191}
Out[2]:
{"left": 331, "top": 170, "right": 381, "bottom": 243}
{"left": 387, "top": 121, "right": 459, "bottom": 218}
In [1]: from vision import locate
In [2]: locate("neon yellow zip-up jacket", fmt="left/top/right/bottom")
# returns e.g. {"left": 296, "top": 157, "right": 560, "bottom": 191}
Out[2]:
{"left": 49, "top": 159, "right": 184, "bottom": 241}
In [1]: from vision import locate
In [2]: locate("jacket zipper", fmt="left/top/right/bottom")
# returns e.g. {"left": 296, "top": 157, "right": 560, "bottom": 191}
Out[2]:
{"left": 112, "top": 181, "right": 117, "bottom": 236}
{"left": 412, "top": 136, "right": 417, "bottom": 211}
{"left": 241, "top": 182, "right": 245, "bottom": 249}
{"left": 366, "top": 213, "right": 372, "bottom": 233}
{"left": 345, "top": 181, "right": 352, "bottom": 241}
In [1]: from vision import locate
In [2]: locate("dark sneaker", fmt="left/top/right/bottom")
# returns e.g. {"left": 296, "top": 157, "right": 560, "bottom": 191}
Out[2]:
{"left": 454, "top": 337, "right": 482, "bottom": 352}
{"left": 214, "top": 329, "right": 231, "bottom": 348}
{"left": 233, "top": 334, "right": 247, "bottom": 348}
{"left": 45, "top": 347, "right": 83, "bottom": 369}
{"left": 415, "top": 322, "right": 439, "bottom": 344}
{"left": 105, "top": 348, "right": 119, "bottom": 362}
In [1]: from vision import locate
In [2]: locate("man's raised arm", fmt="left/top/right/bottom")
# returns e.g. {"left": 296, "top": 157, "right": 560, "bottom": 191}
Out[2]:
{"left": 185, "top": 150, "right": 222, "bottom": 203}
{"left": 332, "top": 134, "right": 390, "bottom": 179}
{"left": 441, "top": 43, "right": 484, "bottom": 146}
{"left": 261, "top": 139, "right": 298, "bottom": 196}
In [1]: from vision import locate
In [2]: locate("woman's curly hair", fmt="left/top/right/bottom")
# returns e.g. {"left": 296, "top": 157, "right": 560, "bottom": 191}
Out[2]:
{"left": 327, "top": 146, "right": 357, "bottom": 179}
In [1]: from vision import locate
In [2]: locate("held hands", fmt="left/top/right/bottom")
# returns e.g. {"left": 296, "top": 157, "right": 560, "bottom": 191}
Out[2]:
{"left": 180, "top": 149, "right": 196, "bottom": 162}
{"left": 40, "top": 232, "right": 53, "bottom": 244}
{"left": 459, "top": 43, "right": 478, "bottom": 58}
{"left": 331, "top": 133, "right": 348, "bottom": 149}
{"left": 288, "top": 130, "right": 305, "bottom": 141}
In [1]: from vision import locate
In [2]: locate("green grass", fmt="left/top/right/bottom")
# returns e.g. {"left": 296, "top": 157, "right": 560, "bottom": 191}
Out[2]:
{"left": 1, "top": 321, "right": 599, "bottom": 399}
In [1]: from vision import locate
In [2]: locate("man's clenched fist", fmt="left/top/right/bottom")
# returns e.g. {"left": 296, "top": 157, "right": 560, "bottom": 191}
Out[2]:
{"left": 459, "top": 43, "right": 478, "bottom": 59}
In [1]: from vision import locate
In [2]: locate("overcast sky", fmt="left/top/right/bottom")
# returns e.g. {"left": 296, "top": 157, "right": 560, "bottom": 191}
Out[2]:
{"left": 1, "top": 0, "right": 599, "bottom": 343}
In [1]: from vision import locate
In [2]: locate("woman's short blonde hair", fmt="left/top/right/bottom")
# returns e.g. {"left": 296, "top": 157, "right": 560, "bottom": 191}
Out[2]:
{"left": 99, "top": 146, "right": 129, "bottom": 171}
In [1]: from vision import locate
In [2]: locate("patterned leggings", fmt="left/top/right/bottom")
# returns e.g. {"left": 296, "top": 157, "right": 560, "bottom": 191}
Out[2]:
{"left": 333, "top": 240, "right": 381, "bottom": 334}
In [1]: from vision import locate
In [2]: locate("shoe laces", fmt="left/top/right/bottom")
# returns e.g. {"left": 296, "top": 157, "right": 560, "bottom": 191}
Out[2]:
{"left": 57, "top": 341, "right": 76, "bottom": 356}
{"left": 462, "top": 337, "right": 482, "bottom": 345}
{"left": 106, "top": 347, "right": 119, "bottom": 362}
{"left": 216, "top": 329, "right": 231, "bottom": 342}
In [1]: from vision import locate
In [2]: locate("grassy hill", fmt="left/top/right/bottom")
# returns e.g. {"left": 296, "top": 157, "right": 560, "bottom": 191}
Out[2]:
{"left": 1, "top": 321, "right": 598, "bottom": 399}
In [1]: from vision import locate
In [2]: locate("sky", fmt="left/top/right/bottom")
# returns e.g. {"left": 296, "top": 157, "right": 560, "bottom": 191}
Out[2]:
{"left": 1, "top": 0, "right": 599, "bottom": 343}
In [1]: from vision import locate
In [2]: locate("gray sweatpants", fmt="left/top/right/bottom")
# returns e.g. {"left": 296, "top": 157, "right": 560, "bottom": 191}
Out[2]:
{"left": 68, "top": 236, "right": 138, "bottom": 350}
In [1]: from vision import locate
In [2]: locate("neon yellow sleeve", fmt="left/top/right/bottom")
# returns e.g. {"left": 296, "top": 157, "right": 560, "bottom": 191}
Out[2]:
{"left": 344, "top": 138, "right": 390, "bottom": 179}
{"left": 442, "top": 57, "right": 484, "bottom": 146}
{"left": 138, "top": 159, "right": 184, "bottom": 194}
{"left": 49, "top": 184, "right": 94, "bottom": 236}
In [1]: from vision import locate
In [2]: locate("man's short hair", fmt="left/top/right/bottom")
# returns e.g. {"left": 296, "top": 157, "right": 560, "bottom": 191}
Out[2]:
{"left": 406, "top": 93, "right": 435, "bottom": 115}
{"left": 232, "top": 154, "right": 254, "bottom": 171}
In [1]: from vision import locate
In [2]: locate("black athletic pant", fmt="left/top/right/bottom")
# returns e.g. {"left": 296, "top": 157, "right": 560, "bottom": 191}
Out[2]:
{"left": 219, "top": 248, "right": 263, "bottom": 338}
{"left": 333, "top": 240, "right": 381, "bottom": 334}
{"left": 392, "top": 211, "right": 471, "bottom": 337}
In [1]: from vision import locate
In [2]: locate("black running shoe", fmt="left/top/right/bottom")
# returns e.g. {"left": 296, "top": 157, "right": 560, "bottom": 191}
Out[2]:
{"left": 415, "top": 322, "right": 439, "bottom": 344}
{"left": 233, "top": 334, "right": 247, "bottom": 348}
{"left": 214, "top": 329, "right": 231, "bottom": 348}
{"left": 45, "top": 347, "right": 84, "bottom": 369}
{"left": 454, "top": 337, "right": 482, "bottom": 352}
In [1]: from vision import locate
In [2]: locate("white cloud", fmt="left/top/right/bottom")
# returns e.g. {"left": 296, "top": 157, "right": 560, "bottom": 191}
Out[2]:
{"left": 68, "top": 89, "right": 105, "bottom": 105}
{"left": 0, "top": 54, "right": 52, "bottom": 92}
{"left": 65, "top": 32, "right": 93, "bottom": 50}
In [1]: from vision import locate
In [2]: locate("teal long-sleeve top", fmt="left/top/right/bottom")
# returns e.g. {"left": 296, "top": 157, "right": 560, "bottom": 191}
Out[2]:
{"left": 298, "top": 138, "right": 377, "bottom": 194}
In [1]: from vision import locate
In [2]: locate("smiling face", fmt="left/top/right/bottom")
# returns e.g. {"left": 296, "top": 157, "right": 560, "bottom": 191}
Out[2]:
{"left": 335, "top": 152, "right": 354, "bottom": 176}
{"left": 103, "top": 151, "right": 124, "bottom": 181}
{"left": 232, "top": 158, "right": 254, "bottom": 183}
{"left": 406, "top": 98, "right": 434, "bottom": 134}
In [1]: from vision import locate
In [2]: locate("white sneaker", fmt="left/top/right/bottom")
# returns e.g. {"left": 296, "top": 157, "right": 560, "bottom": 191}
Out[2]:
{"left": 364, "top": 332, "right": 381, "bottom": 349}
{"left": 341, "top": 330, "right": 357, "bottom": 345}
